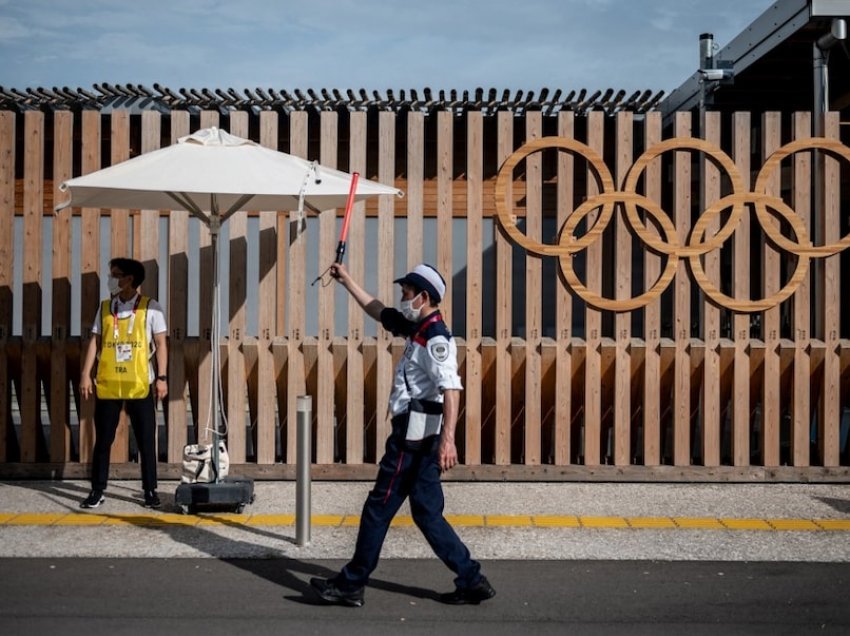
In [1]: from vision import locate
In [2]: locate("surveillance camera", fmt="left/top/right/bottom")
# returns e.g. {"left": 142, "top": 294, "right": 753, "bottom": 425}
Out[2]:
{"left": 699, "top": 69, "right": 728, "bottom": 81}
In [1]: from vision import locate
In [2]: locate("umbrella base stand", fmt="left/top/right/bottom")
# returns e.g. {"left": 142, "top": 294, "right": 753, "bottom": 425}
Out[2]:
{"left": 174, "top": 477, "right": 255, "bottom": 515}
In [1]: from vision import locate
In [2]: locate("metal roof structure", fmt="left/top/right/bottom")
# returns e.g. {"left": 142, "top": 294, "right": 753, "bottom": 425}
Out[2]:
{"left": 0, "top": 83, "right": 664, "bottom": 116}
{"left": 662, "top": 0, "right": 850, "bottom": 118}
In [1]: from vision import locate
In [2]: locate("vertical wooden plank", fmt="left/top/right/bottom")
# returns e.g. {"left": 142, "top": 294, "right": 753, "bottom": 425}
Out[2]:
{"left": 257, "top": 111, "right": 279, "bottom": 464}
{"left": 287, "top": 111, "right": 308, "bottom": 464}
{"left": 524, "top": 112, "right": 542, "bottom": 465}
{"left": 701, "top": 111, "right": 721, "bottom": 466}
{"left": 791, "top": 112, "right": 811, "bottom": 466}
{"left": 79, "top": 110, "right": 101, "bottom": 463}
{"left": 108, "top": 111, "right": 131, "bottom": 464}
{"left": 110, "top": 112, "right": 130, "bottom": 258}
{"left": 554, "top": 112, "right": 574, "bottom": 465}
{"left": 643, "top": 112, "right": 662, "bottom": 466}
{"left": 0, "top": 111, "right": 14, "bottom": 461}
{"left": 346, "top": 112, "right": 367, "bottom": 463}
{"left": 495, "top": 111, "right": 513, "bottom": 465}
{"left": 613, "top": 112, "right": 632, "bottom": 466}
{"left": 225, "top": 112, "right": 248, "bottom": 464}
{"left": 732, "top": 112, "right": 751, "bottom": 466}
{"left": 316, "top": 111, "right": 338, "bottom": 464}
{"left": 138, "top": 112, "right": 161, "bottom": 467}
{"left": 167, "top": 112, "right": 190, "bottom": 462}
{"left": 436, "top": 111, "right": 453, "bottom": 322}
{"left": 761, "top": 112, "right": 781, "bottom": 467}
{"left": 673, "top": 112, "right": 692, "bottom": 467}
{"left": 406, "top": 112, "right": 424, "bottom": 268}
{"left": 138, "top": 112, "right": 161, "bottom": 300}
{"left": 583, "top": 111, "right": 604, "bottom": 466}
{"left": 821, "top": 112, "right": 841, "bottom": 466}
{"left": 196, "top": 110, "right": 220, "bottom": 445}
{"left": 376, "top": 111, "right": 396, "bottom": 450}
{"left": 50, "top": 111, "right": 73, "bottom": 462}
{"left": 21, "top": 110, "right": 44, "bottom": 462}
{"left": 465, "top": 111, "right": 483, "bottom": 465}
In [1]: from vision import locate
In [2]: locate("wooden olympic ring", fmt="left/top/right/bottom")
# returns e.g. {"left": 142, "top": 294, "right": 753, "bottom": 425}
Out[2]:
{"left": 754, "top": 137, "right": 850, "bottom": 257}
{"left": 495, "top": 137, "right": 616, "bottom": 257}
{"left": 622, "top": 137, "right": 747, "bottom": 256}
{"left": 558, "top": 193, "right": 679, "bottom": 311}
{"left": 688, "top": 192, "right": 810, "bottom": 312}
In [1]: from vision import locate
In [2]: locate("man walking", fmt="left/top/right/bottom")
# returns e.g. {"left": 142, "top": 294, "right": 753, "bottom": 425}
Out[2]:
{"left": 310, "top": 262, "right": 495, "bottom": 607}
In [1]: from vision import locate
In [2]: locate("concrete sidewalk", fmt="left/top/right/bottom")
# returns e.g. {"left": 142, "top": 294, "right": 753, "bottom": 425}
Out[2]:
{"left": 1, "top": 480, "right": 849, "bottom": 561}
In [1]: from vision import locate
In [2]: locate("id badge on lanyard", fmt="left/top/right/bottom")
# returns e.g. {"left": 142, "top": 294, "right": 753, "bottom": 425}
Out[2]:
{"left": 112, "top": 295, "right": 142, "bottom": 350}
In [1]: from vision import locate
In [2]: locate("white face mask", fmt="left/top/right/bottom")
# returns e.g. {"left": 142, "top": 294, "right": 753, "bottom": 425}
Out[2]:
{"left": 107, "top": 276, "right": 122, "bottom": 296}
{"left": 400, "top": 293, "right": 424, "bottom": 322}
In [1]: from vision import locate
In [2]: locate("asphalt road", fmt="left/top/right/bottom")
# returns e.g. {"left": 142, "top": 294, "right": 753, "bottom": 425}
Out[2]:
{"left": 0, "top": 558, "right": 847, "bottom": 635}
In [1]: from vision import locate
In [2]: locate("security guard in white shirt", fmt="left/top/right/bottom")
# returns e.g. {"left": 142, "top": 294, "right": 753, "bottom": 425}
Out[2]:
{"left": 310, "top": 263, "right": 495, "bottom": 608}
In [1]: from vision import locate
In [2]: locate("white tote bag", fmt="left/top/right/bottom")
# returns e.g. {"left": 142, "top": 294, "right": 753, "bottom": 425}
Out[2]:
{"left": 181, "top": 442, "right": 230, "bottom": 483}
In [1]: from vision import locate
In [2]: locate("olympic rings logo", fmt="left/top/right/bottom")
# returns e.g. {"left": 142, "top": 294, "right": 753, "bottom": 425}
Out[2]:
{"left": 494, "top": 136, "right": 850, "bottom": 313}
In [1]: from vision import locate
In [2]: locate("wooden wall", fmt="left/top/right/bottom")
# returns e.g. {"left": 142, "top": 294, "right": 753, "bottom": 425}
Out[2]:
{"left": 1, "top": 107, "right": 849, "bottom": 481}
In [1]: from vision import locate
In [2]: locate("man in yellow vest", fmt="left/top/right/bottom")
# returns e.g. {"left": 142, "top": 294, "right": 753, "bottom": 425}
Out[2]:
{"left": 79, "top": 258, "right": 168, "bottom": 508}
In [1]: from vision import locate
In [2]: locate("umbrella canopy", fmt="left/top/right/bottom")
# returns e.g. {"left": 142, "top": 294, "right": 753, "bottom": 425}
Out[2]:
{"left": 55, "top": 126, "right": 401, "bottom": 219}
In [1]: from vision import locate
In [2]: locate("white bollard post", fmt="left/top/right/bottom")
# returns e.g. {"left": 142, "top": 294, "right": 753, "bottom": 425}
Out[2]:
{"left": 296, "top": 395, "right": 312, "bottom": 546}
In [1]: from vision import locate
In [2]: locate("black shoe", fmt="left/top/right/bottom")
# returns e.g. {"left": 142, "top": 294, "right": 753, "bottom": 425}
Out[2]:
{"left": 440, "top": 576, "right": 496, "bottom": 605}
{"left": 143, "top": 490, "right": 161, "bottom": 509}
{"left": 80, "top": 490, "right": 105, "bottom": 509}
{"left": 309, "top": 577, "right": 365, "bottom": 607}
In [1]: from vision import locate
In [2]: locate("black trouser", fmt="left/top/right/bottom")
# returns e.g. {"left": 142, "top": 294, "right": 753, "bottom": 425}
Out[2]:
{"left": 91, "top": 389, "right": 157, "bottom": 492}
{"left": 335, "top": 414, "right": 482, "bottom": 591}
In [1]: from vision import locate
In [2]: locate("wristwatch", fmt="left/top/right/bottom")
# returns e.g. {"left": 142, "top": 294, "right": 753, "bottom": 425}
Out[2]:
{"left": 156, "top": 375, "right": 168, "bottom": 382}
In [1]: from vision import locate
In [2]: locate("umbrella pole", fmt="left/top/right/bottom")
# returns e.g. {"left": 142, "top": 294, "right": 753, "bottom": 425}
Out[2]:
{"left": 210, "top": 214, "right": 223, "bottom": 483}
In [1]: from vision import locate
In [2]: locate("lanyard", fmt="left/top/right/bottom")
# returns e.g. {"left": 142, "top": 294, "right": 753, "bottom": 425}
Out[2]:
{"left": 412, "top": 312, "right": 441, "bottom": 347}
{"left": 111, "top": 294, "right": 142, "bottom": 340}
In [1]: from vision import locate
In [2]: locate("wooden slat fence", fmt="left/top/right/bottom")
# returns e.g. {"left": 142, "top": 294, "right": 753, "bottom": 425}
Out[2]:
{"left": 1, "top": 108, "right": 849, "bottom": 480}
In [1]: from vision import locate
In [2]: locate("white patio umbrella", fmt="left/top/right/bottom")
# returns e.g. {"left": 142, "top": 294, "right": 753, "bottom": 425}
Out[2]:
{"left": 56, "top": 126, "right": 402, "bottom": 505}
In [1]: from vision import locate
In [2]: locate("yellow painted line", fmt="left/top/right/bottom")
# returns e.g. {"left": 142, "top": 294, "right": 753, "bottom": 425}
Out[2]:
{"left": 1, "top": 512, "right": 849, "bottom": 531}
{"left": 580, "top": 516, "right": 630, "bottom": 528}
{"left": 53, "top": 513, "right": 110, "bottom": 526}
{"left": 768, "top": 519, "right": 821, "bottom": 531}
{"left": 195, "top": 514, "right": 250, "bottom": 526}
{"left": 486, "top": 515, "right": 533, "bottom": 527}
{"left": 246, "top": 514, "right": 295, "bottom": 526}
{"left": 390, "top": 516, "right": 415, "bottom": 527}
{"left": 721, "top": 518, "right": 773, "bottom": 530}
{"left": 311, "top": 515, "right": 344, "bottom": 527}
{"left": 627, "top": 517, "right": 678, "bottom": 529}
{"left": 5, "top": 513, "right": 67, "bottom": 525}
{"left": 815, "top": 519, "right": 850, "bottom": 531}
{"left": 672, "top": 517, "right": 725, "bottom": 529}
{"left": 104, "top": 514, "right": 184, "bottom": 526}
{"left": 446, "top": 514, "right": 486, "bottom": 526}
{"left": 533, "top": 515, "right": 581, "bottom": 528}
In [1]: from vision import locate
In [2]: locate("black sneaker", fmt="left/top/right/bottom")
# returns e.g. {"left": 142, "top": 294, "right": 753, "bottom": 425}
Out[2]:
{"left": 440, "top": 576, "right": 496, "bottom": 605}
{"left": 80, "top": 490, "right": 105, "bottom": 509}
{"left": 309, "top": 577, "right": 365, "bottom": 607}
{"left": 143, "top": 490, "right": 161, "bottom": 509}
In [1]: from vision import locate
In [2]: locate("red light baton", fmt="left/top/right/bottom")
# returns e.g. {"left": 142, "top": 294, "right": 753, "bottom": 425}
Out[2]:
{"left": 335, "top": 172, "right": 359, "bottom": 263}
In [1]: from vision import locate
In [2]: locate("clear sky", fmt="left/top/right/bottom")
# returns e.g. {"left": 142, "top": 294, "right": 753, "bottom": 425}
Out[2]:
{"left": 1, "top": 0, "right": 774, "bottom": 96}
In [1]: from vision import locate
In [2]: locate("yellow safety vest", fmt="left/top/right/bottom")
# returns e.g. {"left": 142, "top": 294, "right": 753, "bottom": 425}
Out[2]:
{"left": 96, "top": 296, "right": 151, "bottom": 400}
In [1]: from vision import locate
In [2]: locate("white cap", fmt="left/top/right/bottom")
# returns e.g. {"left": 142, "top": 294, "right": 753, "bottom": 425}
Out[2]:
{"left": 393, "top": 263, "right": 446, "bottom": 303}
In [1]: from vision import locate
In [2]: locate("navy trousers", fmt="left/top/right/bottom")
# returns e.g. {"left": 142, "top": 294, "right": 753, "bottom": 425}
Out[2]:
{"left": 91, "top": 390, "right": 158, "bottom": 492}
{"left": 336, "top": 415, "right": 482, "bottom": 590}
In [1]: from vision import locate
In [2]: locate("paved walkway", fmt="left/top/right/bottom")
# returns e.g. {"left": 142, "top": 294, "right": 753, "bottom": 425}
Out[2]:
{"left": 1, "top": 480, "right": 849, "bottom": 561}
